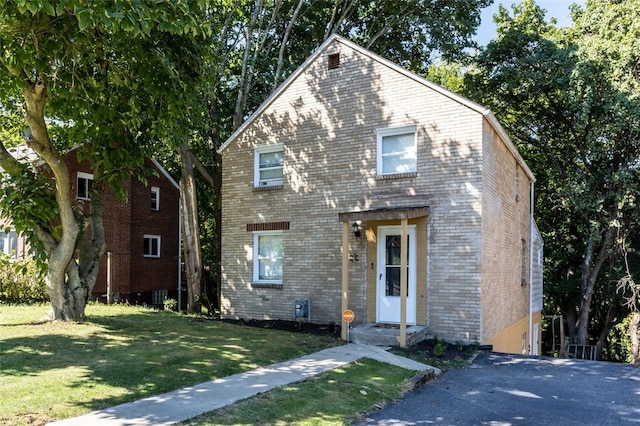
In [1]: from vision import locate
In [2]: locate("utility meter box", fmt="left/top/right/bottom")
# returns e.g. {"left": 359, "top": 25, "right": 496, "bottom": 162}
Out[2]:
{"left": 294, "top": 299, "right": 310, "bottom": 320}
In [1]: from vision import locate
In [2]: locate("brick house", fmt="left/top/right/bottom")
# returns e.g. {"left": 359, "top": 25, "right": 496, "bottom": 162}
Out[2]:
{"left": 217, "top": 35, "right": 543, "bottom": 354}
{"left": 4, "top": 146, "right": 181, "bottom": 307}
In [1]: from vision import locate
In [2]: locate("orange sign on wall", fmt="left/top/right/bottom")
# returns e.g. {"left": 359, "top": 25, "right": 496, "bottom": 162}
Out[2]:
{"left": 342, "top": 309, "right": 355, "bottom": 323}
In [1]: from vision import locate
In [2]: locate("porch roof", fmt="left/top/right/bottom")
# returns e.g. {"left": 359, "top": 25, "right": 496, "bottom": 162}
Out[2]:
{"left": 338, "top": 206, "right": 429, "bottom": 222}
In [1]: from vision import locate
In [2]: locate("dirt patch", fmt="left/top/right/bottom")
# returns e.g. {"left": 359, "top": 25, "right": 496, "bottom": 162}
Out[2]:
{"left": 218, "top": 318, "right": 342, "bottom": 337}
{"left": 392, "top": 338, "right": 478, "bottom": 368}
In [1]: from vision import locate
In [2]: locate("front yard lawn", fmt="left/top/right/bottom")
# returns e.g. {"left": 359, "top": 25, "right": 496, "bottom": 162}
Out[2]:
{"left": 0, "top": 303, "right": 341, "bottom": 425}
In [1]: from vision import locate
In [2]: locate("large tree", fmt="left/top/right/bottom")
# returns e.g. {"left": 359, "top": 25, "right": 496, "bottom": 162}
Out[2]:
{"left": 0, "top": 1, "right": 208, "bottom": 320}
{"left": 464, "top": 0, "right": 640, "bottom": 354}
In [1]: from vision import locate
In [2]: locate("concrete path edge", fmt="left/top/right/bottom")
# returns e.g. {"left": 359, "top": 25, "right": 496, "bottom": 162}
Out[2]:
{"left": 47, "top": 344, "right": 440, "bottom": 426}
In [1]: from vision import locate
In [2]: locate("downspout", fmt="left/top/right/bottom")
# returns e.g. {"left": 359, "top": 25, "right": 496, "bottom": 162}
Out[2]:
{"left": 178, "top": 194, "right": 183, "bottom": 312}
{"left": 529, "top": 181, "right": 535, "bottom": 355}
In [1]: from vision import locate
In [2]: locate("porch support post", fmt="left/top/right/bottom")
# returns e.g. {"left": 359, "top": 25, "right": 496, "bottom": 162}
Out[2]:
{"left": 341, "top": 220, "right": 350, "bottom": 342}
{"left": 400, "top": 218, "right": 408, "bottom": 348}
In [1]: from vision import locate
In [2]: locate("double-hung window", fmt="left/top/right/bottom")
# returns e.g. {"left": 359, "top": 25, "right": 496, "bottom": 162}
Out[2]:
{"left": 77, "top": 172, "right": 94, "bottom": 200}
{"left": 254, "top": 145, "right": 284, "bottom": 187}
{"left": 377, "top": 125, "right": 417, "bottom": 176}
{"left": 143, "top": 235, "right": 161, "bottom": 258}
{"left": 0, "top": 229, "right": 18, "bottom": 259}
{"left": 150, "top": 186, "right": 160, "bottom": 211}
{"left": 253, "top": 231, "right": 283, "bottom": 283}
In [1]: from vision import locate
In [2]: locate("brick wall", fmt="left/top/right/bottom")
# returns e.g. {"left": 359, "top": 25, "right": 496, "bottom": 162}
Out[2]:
{"left": 221, "top": 38, "right": 531, "bottom": 344}
{"left": 480, "top": 121, "right": 533, "bottom": 343}
{"left": 62, "top": 153, "right": 180, "bottom": 305}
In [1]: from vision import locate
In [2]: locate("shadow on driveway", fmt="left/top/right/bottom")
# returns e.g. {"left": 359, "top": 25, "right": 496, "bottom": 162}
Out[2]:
{"left": 355, "top": 351, "right": 640, "bottom": 425}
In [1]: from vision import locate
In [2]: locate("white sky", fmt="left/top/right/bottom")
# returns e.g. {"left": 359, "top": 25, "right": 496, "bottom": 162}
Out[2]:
{"left": 475, "top": 0, "right": 587, "bottom": 46}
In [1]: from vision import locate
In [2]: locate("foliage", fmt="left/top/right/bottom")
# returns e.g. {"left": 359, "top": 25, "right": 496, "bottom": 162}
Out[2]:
{"left": 0, "top": 254, "right": 46, "bottom": 302}
{"left": 163, "top": 297, "right": 178, "bottom": 312}
{"left": 0, "top": 303, "right": 340, "bottom": 424}
{"left": 0, "top": 1, "right": 210, "bottom": 319}
{"left": 433, "top": 337, "right": 448, "bottom": 358}
{"left": 464, "top": 0, "right": 640, "bottom": 349}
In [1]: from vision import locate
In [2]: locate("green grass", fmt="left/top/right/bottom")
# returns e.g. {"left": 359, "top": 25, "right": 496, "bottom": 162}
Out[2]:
{"left": 0, "top": 303, "right": 340, "bottom": 425}
{"left": 182, "top": 359, "right": 415, "bottom": 426}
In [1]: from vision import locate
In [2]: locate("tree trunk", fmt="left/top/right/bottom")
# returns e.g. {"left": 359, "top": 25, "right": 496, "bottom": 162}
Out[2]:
{"left": 77, "top": 180, "right": 108, "bottom": 303}
{"left": 179, "top": 143, "right": 203, "bottom": 314}
{"left": 22, "top": 79, "right": 80, "bottom": 321}
{"left": 629, "top": 313, "right": 640, "bottom": 365}
{"left": 595, "top": 303, "right": 618, "bottom": 360}
{"left": 576, "top": 223, "right": 614, "bottom": 345}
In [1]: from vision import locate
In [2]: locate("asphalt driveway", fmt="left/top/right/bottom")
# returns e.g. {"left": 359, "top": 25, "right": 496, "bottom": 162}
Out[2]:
{"left": 355, "top": 351, "right": 640, "bottom": 425}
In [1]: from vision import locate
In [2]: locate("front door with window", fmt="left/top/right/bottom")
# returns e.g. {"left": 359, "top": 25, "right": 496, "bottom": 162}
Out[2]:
{"left": 377, "top": 225, "right": 417, "bottom": 324}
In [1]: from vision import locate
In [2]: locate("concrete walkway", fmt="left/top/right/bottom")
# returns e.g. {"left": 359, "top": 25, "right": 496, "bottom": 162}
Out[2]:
{"left": 48, "top": 344, "right": 440, "bottom": 426}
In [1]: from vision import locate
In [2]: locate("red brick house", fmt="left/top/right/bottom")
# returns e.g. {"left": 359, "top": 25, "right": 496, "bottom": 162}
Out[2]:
{"left": 5, "top": 146, "right": 181, "bottom": 307}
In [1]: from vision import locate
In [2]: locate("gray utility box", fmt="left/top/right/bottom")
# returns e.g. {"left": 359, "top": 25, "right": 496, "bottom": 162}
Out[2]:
{"left": 294, "top": 298, "right": 310, "bottom": 320}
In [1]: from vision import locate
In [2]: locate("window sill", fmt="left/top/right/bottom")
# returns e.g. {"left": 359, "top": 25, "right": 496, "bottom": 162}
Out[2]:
{"left": 253, "top": 185, "right": 284, "bottom": 192}
{"left": 251, "top": 282, "right": 283, "bottom": 289}
{"left": 376, "top": 172, "right": 417, "bottom": 181}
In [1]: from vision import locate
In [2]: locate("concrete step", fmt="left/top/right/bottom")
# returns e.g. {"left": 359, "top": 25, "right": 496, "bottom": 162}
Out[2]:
{"left": 348, "top": 323, "right": 429, "bottom": 347}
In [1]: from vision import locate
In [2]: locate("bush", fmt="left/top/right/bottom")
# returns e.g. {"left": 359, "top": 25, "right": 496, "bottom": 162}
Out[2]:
{"left": 163, "top": 297, "right": 178, "bottom": 311}
{"left": 0, "top": 255, "right": 47, "bottom": 302}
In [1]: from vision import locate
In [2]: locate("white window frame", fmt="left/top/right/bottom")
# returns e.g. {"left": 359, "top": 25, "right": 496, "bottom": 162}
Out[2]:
{"left": 376, "top": 125, "right": 417, "bottom": 176}
{"left": 143, "top": 234, "right": 161, "bottom": 258}
{"left": 253, "top": 230, "right": 283, "bottom": 284}
{"left": 0, "top": 229, "right": 18, "bottom": 259}
{"left": 254, "top": 145, "right": 284, "bottom": 187}
{"left": 150, "top": 186, "right": 160, "bottom": 211}
{"left": 77, "top": 172, "right": 94, "bottom": 200}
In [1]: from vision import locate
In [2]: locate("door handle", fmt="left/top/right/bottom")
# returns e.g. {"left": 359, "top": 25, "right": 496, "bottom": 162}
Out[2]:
{"left": 379, "top": 273, "right": 382, "bottom": 280}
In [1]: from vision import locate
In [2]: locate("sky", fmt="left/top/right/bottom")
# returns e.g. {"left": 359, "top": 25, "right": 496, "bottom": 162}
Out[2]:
{"left": 475, "top": 0, "right": 587, "bottom": 46}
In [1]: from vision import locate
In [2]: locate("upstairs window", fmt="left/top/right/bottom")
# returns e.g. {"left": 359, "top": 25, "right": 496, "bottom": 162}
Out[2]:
{"left": 77, "top": 172, "right": 93, "bottom": 200}
{"left": 254, "top": 145, "right": 284, "bottom": 187}
{"left": 150, "top": 186, "right": 160, "bottom": 211}
{"left": 377, "top": 125, "right": 417, "bottom": 176}
{"left": 143, "top": 235, "right": 161, "bottom": 258}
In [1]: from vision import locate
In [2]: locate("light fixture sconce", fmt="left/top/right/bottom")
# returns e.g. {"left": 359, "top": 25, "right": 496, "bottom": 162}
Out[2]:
{"left": 21, "top": 126, "right": 34, "bottom": 143}
{"left": 351, "top": 221, "right": 362, "bottom": 238}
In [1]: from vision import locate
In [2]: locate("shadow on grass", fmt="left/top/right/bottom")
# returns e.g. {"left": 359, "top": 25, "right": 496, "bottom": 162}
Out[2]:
{"left": 1, "top": 307, "right": 341, "bottom": 417}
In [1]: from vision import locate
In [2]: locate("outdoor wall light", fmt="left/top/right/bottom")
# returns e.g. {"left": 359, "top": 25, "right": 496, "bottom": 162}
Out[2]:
{"left": 21, "top": 126, "right": 34, "bottom": 143}
{"left": 351, "top": 221, "right": 362, "bottom": 238}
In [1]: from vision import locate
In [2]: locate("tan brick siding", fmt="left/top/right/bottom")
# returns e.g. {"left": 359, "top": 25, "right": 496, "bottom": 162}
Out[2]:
{"left": 221, "top": 39, "right": 532, "bottom": 344}
{"left": 480, "top": 121, "right": 533, "bottom": 342}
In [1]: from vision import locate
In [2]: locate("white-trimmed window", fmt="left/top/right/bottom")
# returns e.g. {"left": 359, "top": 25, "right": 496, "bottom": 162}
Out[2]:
{"left": 143, "top": 234, "right": 161, "bottom": 258}
{"left": 0, "top": 229, "right": 18, "bottom": 259}
{"left": 254, "top": 145, "right": 284, "bottom": 187}
{"left": 77, "top": 172, "right": 94, "bottom": 200}
{"left": 253, "top": 231, "right": 283, "bottom": 283}
{"left": 377, "top": 125, "right": 417, "bottom": 176}
{"left": 150, "top": 186, "right": 160, "bottom": 211}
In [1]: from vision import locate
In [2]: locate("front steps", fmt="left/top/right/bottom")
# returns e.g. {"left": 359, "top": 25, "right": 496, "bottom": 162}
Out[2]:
{"left": 348, "top": 323, "right": 429, "bottom": 347}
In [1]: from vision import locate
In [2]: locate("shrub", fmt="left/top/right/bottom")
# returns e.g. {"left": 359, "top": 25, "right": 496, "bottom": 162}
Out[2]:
{"left": 0, "top": 254, "right": 47, "bottom": 302}
{"left": 163, "top": 297, "right": 178, "bottom": 311}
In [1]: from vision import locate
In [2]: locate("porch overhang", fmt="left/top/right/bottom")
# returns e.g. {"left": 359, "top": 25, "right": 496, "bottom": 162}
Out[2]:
{"left": 339, "top": 205, "right": 429, "bottom": 347}
{"left": 338, "top": 206, "right": 429, "bottom": 222}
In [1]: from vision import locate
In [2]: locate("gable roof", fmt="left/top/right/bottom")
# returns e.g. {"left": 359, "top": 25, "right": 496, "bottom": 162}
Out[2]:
{"left": 218, "top": 34, "right": 534, "bottom": 182}
{"left": 3, "top": 144, "right": 179, "bottom": 190}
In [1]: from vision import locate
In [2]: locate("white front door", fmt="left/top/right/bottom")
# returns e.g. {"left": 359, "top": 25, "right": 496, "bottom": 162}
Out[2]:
{"left": 377, "top": 225, "right": 417, "bottom": 324}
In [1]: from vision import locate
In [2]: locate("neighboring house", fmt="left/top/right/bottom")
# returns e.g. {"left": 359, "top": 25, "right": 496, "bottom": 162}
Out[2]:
{"left": 3, "top": 146, "right": 181, "bottom": 307}
{"left": 217, "top": 35, "right": 544, "bottom": 355}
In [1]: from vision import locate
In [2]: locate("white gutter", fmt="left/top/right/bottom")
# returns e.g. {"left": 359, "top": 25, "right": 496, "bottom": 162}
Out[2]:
{"left": 529, "top": 181, "right": 535, "bottom": 355}
{"left": 178, "top": 194, "right": 183, "bottom": 312}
